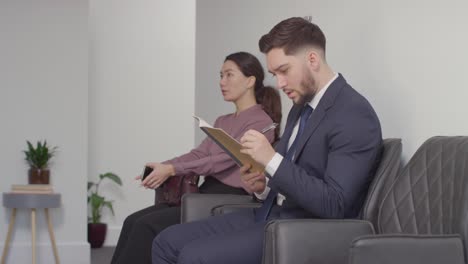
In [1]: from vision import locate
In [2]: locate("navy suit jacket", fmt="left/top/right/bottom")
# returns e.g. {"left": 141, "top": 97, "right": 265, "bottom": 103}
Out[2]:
{"left": 268, "top": 74, "right": 382, "bottom": 219}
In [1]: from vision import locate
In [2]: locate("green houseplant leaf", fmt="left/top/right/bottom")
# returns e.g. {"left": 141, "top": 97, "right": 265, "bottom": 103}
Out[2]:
{"left": 87, "top": 172, "right": 122, "bottom": 224}
{"left": 23, "top": 140, "right": 58, "bottom": 169}
{"left": 99, "top": 172, "right": 122, "bottom": 186}
{"left": 102, "top": 201, "right": 115, "bottom": 216}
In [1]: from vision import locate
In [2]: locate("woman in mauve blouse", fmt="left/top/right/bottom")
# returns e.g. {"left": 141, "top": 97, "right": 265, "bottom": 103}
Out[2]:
{"left": 112, "top": 52, "right": 282, "bottom": 264}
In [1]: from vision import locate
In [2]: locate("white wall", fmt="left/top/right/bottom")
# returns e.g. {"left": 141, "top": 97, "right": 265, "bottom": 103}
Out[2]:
{"left": 89, "top": 0, "right": 195, "bottom": 245}
{"left": 2, "top": 1, "right": 466, "bottom": 259}
{"left": 195, "top": 1, "right": 295, "bottom": 143}
{"left": 0, "top": 1, "right": 89, "bottom": 263}
{"left": 196, "top": 0, "right": 468, "bottom": 160}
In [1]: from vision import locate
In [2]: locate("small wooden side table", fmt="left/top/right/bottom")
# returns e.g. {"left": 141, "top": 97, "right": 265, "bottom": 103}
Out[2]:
{"left": 1, "top": 193, "right": 61, "bottom": 264}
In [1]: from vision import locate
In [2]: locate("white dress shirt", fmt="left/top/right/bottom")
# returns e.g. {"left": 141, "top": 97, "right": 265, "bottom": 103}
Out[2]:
{"left": 255, "top": 73, "right": 339, "bottom": 205}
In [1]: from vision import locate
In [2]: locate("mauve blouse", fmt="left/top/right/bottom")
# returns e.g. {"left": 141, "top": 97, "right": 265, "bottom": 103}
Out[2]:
{"left": 164, "top": 104, "right": 275, "bottom": 193}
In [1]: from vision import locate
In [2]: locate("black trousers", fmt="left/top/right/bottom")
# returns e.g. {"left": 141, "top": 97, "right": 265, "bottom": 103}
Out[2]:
{"left": 111, "top": 177, "right": 247, "bottom": 264}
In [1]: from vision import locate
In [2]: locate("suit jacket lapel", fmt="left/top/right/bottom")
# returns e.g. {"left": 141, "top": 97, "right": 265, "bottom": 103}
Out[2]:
{"left": 276, "top": 105, "right": 302, "bottom": 156}
{"left": 293, "top": 107, "right": 326, "bottom": 162}
{"left": 293, "top": 74, "right": 347, "bottom": 162}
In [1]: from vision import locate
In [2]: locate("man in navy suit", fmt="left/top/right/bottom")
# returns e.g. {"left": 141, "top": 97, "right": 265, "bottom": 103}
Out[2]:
{"left": 152, "top": 17, "right": 382, "bottom": 264}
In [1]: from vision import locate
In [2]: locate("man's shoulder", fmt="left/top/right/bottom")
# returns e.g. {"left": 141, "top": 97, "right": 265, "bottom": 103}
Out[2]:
{"left": 324, "top": 82, "right": 381, "bottom": 134}
{"left": 325, "top": 84, "right": 382, "bottom": 148}
{"left": 333, "top": 83, "right": 376, "bottom": 114}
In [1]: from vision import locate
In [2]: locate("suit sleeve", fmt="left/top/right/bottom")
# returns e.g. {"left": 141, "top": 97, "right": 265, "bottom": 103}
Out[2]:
{"left": 268, "top": 104, "right": 382, "bottom": 219}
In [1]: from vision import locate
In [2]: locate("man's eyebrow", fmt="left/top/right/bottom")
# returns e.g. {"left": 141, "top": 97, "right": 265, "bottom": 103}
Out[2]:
{"left": 270, "top": 63, "right": 288, "bottom": 74}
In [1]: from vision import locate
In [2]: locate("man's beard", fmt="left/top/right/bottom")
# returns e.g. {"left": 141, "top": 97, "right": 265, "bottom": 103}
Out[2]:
{"left": 298, "top": 66, "right": 317, "bottom": 104}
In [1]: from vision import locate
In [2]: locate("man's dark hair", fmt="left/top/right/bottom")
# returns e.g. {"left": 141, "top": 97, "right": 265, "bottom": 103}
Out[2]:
{"left": 259, "top": 17, "right": 326, "bottom": 55}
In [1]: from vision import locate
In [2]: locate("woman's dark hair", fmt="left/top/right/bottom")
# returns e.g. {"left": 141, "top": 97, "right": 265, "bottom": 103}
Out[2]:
{"left": 225, "top": 52, "right": 282, "bottom": 141}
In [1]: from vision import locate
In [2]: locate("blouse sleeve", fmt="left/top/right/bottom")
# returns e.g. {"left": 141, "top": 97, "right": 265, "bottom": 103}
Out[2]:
{"left": 165, "top": 114, "right": 275, "bottom": 177}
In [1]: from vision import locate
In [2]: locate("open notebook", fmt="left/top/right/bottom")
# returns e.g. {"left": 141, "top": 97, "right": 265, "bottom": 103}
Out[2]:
{"left": 193, "top": 115, "right": 265, "bottom": 173}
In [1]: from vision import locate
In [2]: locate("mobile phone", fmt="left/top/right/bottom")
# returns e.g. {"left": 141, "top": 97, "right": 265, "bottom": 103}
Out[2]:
{"left": 141, "top": 166, "right": 153, "bottom": 181}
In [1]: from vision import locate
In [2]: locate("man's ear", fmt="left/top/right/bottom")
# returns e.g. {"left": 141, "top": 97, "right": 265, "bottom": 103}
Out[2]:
{"left": 306, "top": 49, "right": 320, "bottom": 70}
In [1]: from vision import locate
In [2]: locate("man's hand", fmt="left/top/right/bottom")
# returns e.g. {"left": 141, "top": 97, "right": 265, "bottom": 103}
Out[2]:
{"left": 139, "top": 162, "right": 175, "bottom": 189}
{"left": 240, "top": 165, "right": 266, "bottom": 194}
{"left": 240, "top": 129, "right": 276, "bottom": 166}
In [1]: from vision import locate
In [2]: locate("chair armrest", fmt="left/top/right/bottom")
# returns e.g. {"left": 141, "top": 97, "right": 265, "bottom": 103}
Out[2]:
{"left": 180, "top": 193, "right": 255, "bottom": 223}
{"left": 212, "top": 203, "right": 262, "bottom": 216}
{"left": 263, "top": 219, "right": 375, "bottom": 264}
{"left": 349, "top": 234, "right": 465, "bottom": 264}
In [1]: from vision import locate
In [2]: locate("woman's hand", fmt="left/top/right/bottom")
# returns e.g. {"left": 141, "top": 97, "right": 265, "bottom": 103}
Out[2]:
{"left": 139, "top": 162, "right": 175, "bottom": 189}
{"left": 240, "top": 165, "right": 266, "bottom": 194}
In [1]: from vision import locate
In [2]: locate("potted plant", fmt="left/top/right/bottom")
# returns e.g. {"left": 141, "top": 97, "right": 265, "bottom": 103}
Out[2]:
{"left": 23, "top": 140, "right": 58, "bottom": 184}
{"left": 87, "top": 172, "right": 122, "bottom": 248}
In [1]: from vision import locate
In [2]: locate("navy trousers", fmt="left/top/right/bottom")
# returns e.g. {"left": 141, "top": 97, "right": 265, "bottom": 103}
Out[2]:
{"left": 152, "top": 209, "right": 267, "bottom": 264}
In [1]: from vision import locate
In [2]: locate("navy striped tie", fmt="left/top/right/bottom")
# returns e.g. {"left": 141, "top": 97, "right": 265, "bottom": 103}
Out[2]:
{"left": 254, "top": 105, "right": 313, "bottom": 222}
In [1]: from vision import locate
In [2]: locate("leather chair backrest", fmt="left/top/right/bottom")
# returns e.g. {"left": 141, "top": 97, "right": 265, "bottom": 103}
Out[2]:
{"left": 378, "top": 136, "right": 468, "bottom": 253}
{"left": 360, "top": 138, "right": 402, "bottom": 227}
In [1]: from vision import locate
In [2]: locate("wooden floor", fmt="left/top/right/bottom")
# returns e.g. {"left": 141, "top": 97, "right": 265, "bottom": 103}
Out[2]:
{"left": 91, "top": 246, "right": 115, "bottom": 264}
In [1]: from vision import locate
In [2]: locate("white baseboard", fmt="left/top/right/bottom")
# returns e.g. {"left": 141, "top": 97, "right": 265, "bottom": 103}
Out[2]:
{"left": 0, "top": 241, "right": 90, "bottom": 264}
{"left": 103, "top": 225, "right": 122, "bottom": 246}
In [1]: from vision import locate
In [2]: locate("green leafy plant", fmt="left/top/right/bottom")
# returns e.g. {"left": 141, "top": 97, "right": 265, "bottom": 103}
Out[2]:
{"left": 87, "top": 172, "right": 122, "bottom": 224}
{"left": 23, "top": 140, "right": 58, "bottom": 169}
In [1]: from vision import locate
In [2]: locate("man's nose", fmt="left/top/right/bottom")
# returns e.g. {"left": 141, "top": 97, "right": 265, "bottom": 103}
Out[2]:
{"left": 276, "top": 76, "right": 287, "bottom": 89}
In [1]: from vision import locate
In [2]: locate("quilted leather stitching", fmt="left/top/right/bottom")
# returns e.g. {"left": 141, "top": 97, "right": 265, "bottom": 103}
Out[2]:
{"left": 378, "top": 137, "right": 468, "bottom": 239}
{"left": 360, "top": 139, "right": 402, "bottom": 226}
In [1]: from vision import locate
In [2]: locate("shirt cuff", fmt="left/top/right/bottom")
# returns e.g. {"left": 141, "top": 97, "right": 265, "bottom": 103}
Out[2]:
{"left": 265, "top": 152, "right": 283, "bottom": 178}
{"left": 254, "top": 177, "right": 270, "bottom": 200}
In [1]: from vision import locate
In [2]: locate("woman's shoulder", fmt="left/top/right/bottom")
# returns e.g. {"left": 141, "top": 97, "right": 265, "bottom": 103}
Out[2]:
{"left": 245, "top": 105, "right": 273, "bottom": 123}
{"left": 213, "top": 112, "right": 234, "bottom": 125}
{"left": 237, "top": 108, "right": 273, "bottom": 132}
{"left": 215, "top": 105, "right": 272, "bottom": 127}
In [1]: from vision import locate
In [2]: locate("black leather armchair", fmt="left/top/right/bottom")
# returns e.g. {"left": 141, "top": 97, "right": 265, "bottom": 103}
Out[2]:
{"left": 349, "top": 234, "right": 465, "bottom": 264}
{"left": 181, "top": 193, "right": 258, "bottom": 223}
{"left": 261, "top": 138, "right": 402, "bottom": 264}
{"left": 346, "top": 136, "right": 468, "bottom": 264}
{"left": 180, "top": 138, "right": 401, "bottom": 226}
{"left": 265, "top": 136, "right": 468, "bottom": 264}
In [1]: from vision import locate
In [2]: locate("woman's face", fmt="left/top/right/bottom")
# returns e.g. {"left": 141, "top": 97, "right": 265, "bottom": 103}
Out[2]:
{"left": 219, "top": 60, "right": 252, "bottom": 102}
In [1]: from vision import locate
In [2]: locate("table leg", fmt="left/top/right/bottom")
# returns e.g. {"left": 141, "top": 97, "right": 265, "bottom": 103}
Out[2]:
{"left": 31, "top": 209, "right": 36, "bottom": 264}
{"left": 1, "top": 208, "right": 17, "bottom": 264}
{"left": 44, "top": 209, "right": 60, "bottom": 264}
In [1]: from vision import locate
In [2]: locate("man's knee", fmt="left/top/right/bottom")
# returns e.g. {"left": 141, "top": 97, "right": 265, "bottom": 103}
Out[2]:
{"left": 177, "top": 242, "right": 219, "bottom": 264}
{"left": 152, "top": 234, "right": 165, "bottom": 260}
{"left": 151, "top": 226, "right": 178, "bottom": 262}
{"left": 177, "top": 246, "right": 201, "bottom": 264}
